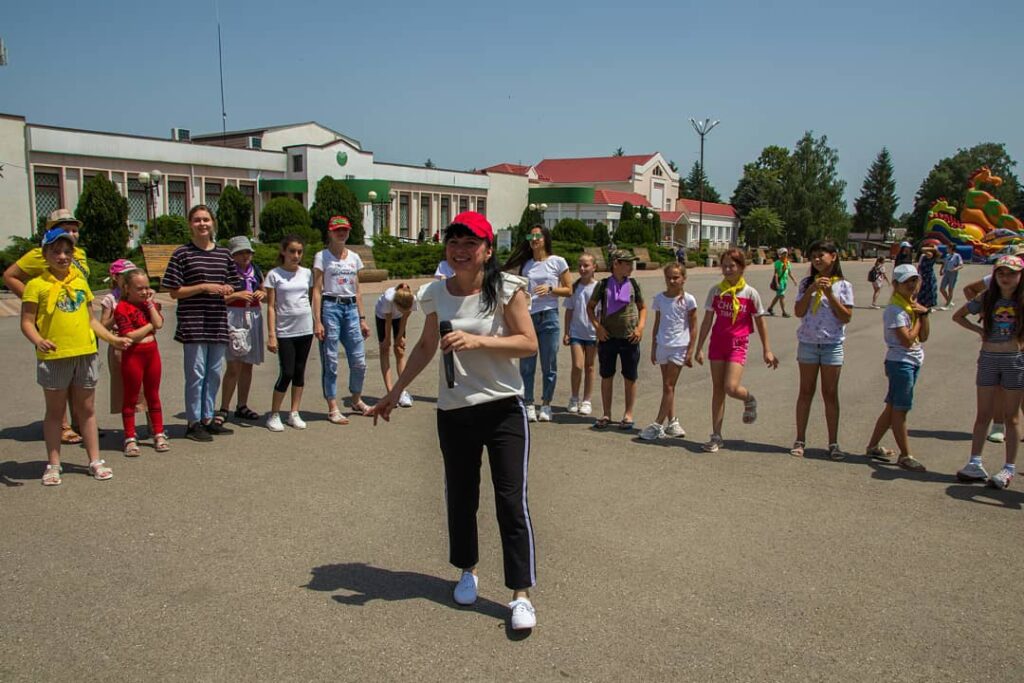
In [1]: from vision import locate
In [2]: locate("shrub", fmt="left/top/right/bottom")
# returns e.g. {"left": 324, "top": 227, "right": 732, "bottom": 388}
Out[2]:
{"left": 76, "top": 175, "right": 129, "bottom": 262}
{"left": 250, "top": 240, "right": 323, "bottom": 276}
{"left": 613, "top": 219, "right": 647, "bottom": 245}
{"left": 552, "top": 218, "right": 591, "bottom": 244}
{"left": 142, "top": 215, "right": 189, "bottom": 245}
{"left": 310, "top": 177, "right": 365, "bottom": 244}
{"left": 216, "top": 185, "right": 253, "bottom": 239}
{"left": 593, "top": 222, "right": 610, "bottom": 247}
{"left": 372, "top": 235, "right": 446, "bottom": 277}
{"left": 259, "top": 197, "right": 311, "bottom": 244}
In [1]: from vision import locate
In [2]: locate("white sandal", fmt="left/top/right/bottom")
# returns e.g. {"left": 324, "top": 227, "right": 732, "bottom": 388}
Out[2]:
{"left": 88, "top": 460, "right": 113, "bottom": 481}
{"left": 328, "top": 410, "right": 350, "bottom": 425}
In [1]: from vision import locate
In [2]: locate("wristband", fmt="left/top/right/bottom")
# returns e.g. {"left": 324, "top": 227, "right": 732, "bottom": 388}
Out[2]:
{"left": 359, "top": 315, "right": 366, "bottom": 320}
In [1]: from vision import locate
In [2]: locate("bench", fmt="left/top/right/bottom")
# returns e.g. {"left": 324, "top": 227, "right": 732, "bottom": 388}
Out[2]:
{"left": 348, "top": 245, "right": 388, "bottom": 283}
{"left": 583, "top": 246, "right": 608, "bottom": 272}
{"left": 631, "top": 247, "right": 656, "bottom": 270}
{"left": 140, "top": 244, "right": 181, "bottom": 281}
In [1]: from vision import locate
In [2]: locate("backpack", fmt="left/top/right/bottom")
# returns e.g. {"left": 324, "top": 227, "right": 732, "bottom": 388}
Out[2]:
{"left": 868, "top": 266, "right": 880, "bottom": 283}
{"left": 592, "top": 276, "right": 641, "bottom": 323}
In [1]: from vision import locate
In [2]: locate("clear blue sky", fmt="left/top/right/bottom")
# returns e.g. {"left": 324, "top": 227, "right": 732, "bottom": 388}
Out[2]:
{"left": 2, "top": 0, "right": 1021, "bottom": 212}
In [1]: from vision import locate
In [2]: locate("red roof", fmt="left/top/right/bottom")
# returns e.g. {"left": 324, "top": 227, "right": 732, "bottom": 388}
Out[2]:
{"left": 675, "top": 199, "right": 737, "bottom": 218}
{"left": 482, "top": 163, "right": 532, "bottom": 176}
{"left": 533, "top": 154, "right": 656, "bottom": 183}
{"left": 658, "top": 210, "right": 688, "bottom": 224}
{"left": 593, "top": 190, "right": 650, "bottom": 207}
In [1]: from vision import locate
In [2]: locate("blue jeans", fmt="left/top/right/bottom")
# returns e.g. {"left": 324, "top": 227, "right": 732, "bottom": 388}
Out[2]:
{"left": 520, "top": 308, "right": 560, "bottom": 404}
{"left": 319, "top": 299, "right": 366, "bottom": 400}
{"left": 183, "top": 342, "right": 227, "bottom": 424}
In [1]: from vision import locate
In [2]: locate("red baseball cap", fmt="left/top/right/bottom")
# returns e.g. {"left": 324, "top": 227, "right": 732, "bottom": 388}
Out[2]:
{"left": 449, "top": 211, "right": 493, "bottom": 242}
{"left": 328, "top": 215, "right": 351, "bottom": 231}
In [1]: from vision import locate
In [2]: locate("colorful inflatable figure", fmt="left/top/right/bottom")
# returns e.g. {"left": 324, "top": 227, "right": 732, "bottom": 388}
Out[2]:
{"left": 922, "top": 167, "right": 1024, "bottom": 261}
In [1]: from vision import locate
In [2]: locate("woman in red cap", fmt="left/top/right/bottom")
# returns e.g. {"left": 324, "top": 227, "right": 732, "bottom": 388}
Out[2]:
{"left": 371, "top": 211, "right": 541, "bottom": 631}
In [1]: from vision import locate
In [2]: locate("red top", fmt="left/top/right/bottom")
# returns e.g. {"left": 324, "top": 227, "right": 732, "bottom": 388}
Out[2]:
{"left": 114, "top": 299, "right": 160, "bottom": 338}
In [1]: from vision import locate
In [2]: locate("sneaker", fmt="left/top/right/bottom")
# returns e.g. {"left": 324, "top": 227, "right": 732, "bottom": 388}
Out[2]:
{"left": 287, "top": 412, "right": 307, "bottom": 429}
{"left": 579, "top": 400, "right": 593, "bottom": 416}
{"left": 185, "top": 422, "right": 213, "bottom": 442}
{"left": 509, "top": 597, "right": 537, "bottom": 630}
{"left": 988, "top": 468, "right": 1015, "bottom": 489}
{"left": 453, "top": 571, "right": 478, "bottom": 605}
{"left": 871, "top": 304, "right": 882, "bottom": 309}
{"left": 702, "top": 434, "right": 724, "bottom": 453}
{"left": 204, "top": 421, "right": 234, "bottom": 436}
{"left": 526, "top": 404, "right": 537, "bottom": 422}
{"left": 538, "top": 405, "right": 552, "bottom": 422}
{"left": 639, "top": 423, "right": 665, "bottom": 441}
{"left": 567, "top": 397, "right": 580, "bottom": 413}
{"left": 266, "top": 412, "right": 284, "bottom": 432}
{"left": 988, "top": 425, "right": 1005, "bottom": 443}
{"left": 956, "top": 462, "right": 989, "bottom": 483}
{"left": 398, "top": 390, "right": 414, "bottom": 408}
{"left": 664, "top": 418, "right": 686, "bottom": 437}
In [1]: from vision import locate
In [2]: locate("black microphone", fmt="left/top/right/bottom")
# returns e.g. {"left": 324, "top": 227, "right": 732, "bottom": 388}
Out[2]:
{"left": 439, "top": 320, "right": 455, "bottom": 388}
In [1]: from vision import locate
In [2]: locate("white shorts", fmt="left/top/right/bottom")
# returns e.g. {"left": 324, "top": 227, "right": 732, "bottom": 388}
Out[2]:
{"left": 656, "top": 344, "right": 689, "bottom": 366}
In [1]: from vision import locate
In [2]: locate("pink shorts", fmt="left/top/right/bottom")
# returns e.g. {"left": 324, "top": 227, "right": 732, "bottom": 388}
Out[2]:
{"left": 708, "top": 333, "right": 750, "bottom": 365}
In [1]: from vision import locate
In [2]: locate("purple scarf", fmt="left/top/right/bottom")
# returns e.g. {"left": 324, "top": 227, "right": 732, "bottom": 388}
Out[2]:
{"left": 236, "top": 263, "right": 259, "bottom": 293}
{"left": 605, "top": 276, "right": 632, "bottom": 316}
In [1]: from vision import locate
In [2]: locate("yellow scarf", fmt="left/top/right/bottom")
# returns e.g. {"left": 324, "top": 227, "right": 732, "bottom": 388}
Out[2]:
{"left": 890, "top": 291, "right": 916, "bottom": 326}
{"left": 811, "top": 276, "right": 841, "bottom": 314}
{"left": 718, "top": 277, "right": 747, "bottom": 323}
{"left": 45, "top": 269, "right": 80, "bottom": 314}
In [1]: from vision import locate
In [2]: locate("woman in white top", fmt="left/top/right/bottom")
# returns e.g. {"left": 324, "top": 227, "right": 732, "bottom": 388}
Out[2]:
{"left": 502, "top": 225, "right": 571, "bottom": 422}
{"left": 312, "top": 215, "right": 371, "bottom": 424}
{"left": 370, "top": 211, "right": 540, "bottom": 632}
{"left": 264, "top": 235, "right": 315, "bottom": 432}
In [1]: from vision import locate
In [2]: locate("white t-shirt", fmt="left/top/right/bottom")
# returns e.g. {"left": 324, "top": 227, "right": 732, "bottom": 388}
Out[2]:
{"left": 564, "top": 280, "right": 597, "bottom": 341}
{"left": 522, "top": 256, "right": 569, "bottom": 313}
{"left": 434, "top": 260, "right": 455, "bottom": 279}
{"left": 652, "top": 291, "right": 698, "bottom": 348}
{"left": 795, "top": 278, "right": 855, "bottom": 344}
{"left": 884, "top": 304, "right": 924, "bottom": 366}
{"left": 313, "top": 248, "right": 363, "bottom": 297}
{"left": 416, "top": 273, "right": 527, "bottom": 411}
{"left": 264, "top": 266, "right": 313, "bottom": 338}
{"left": 375, "top": 286, "right": 418, "bottom": 319}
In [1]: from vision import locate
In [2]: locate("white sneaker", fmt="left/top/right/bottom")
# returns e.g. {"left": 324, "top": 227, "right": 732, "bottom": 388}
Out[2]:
{"left": 639, "top": 423, "right": 665, "bottom": 441}
{"left": 453, "top": 571, "right": 478, "bottom": 605}
{"left": 579, "top": 400, "right": 593, "bottom": 416}
{"left": 287, "top": 411, "right": 307, "bottom": 429}
{"left": 538, "top": 405, "right": 552, "bottom": 422}
{"left": 664, "top": 418, "right": 686, "bottom": 437}
{"left": 398, "top": 390, "right": 413, "bottom": 408}
{"left": 956, "top": 461, "right": 989, "bottom": 483}
{"left": 988, "top": 425, "right": 1006, "bottom": 444}
{"left": 509, "top": 597, "right": 537, "bottom": 630}
{"left": 567, "top": 397, "right": 580, "bottom": 413}
{"left": 988, "top": 467, "right": 1015, "bottom": 490}
{"left": 702, "top": 434, "right": 724, "bottom": 453}
{"left": 266, "top": 412, "right": 284, "bottom": 432}
{"left": 526, "top": 404, "right": 537, "bottom": 422}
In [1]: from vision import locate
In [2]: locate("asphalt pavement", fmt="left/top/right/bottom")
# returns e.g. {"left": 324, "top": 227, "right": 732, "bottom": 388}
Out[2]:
{"left": 2, "top": 260, "right": 1023, "bottom": 682}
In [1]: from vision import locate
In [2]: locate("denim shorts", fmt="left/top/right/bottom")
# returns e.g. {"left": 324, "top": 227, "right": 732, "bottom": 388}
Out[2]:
{"left": 884, "top": 360, "right": 919, "bottom": 412}
{"left": 569, "top": 337, "right": 596, "bottom": 348}
{"left": 796, "top": 341, "right": 845, "bottom": 366}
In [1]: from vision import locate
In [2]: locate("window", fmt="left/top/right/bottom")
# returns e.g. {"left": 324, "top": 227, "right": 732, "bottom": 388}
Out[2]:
{"left": 476, "top": 198, "right": 486, "bottom": 216}
{"left": 33, "top": 170, "right": 61, "bottom": 221}
{"left": 419, "top": 195, "right": 431, "bottom": 237}
{"left": 205, "top": 181, "right": 222, "bottom": 214}
{"left": 440, "top": 196, "right": 451, "bottom": 228}
{"left": 653, "top": 166, "right": 663, "bottom": 176}
{"left": 168, "top": 180, "right": 187, "bottom": 216}
{"left": 459, "top": 196, "right": 468, "bottom": 214}
{"left": 291, "top": 155, "right": 304, "bottom": 173}
{"left": 127, "top": 178, "right": 148, "bottom": 226}
{"left": 399, "top": 193, "right": 410, "bottom": 237}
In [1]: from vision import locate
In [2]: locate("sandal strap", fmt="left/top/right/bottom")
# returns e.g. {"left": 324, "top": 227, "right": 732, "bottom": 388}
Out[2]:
{"left": 89, "top": 459, "right": 107, "bottom": 469}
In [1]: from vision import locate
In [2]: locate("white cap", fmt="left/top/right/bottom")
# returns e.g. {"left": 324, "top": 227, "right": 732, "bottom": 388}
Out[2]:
{"left": 899, "top": 241, "right": 912, "bottom": 248}
{"left": 892, "top": 264, "right": 919, "bottom": 283}
{"left": 777, "top": 247, "right": 788, "bottom": 253}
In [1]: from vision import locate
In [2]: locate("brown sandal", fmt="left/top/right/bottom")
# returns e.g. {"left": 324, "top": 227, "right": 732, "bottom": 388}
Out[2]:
{"left": 61, "top": 428, "right": 83, "bottom": 445}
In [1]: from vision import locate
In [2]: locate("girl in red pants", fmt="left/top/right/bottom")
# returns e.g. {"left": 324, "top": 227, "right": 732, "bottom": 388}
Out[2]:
{"left": 114, "top": 269, "right": 168, "bottom": 455}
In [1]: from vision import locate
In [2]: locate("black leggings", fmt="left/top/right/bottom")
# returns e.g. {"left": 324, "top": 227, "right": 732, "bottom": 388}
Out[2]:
{"left": 437, "top": 396, "right": 536, "bottom": 590}
{"left": 274, "top": 334, "right": 313, "bottom": 393}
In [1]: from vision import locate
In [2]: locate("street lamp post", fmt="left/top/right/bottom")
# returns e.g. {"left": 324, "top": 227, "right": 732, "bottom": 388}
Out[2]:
{"left": 689, "top": 118, "right": 720, "bottom": 265}
{"left": 137, "top": 169, "right": 163, "bottom": 225}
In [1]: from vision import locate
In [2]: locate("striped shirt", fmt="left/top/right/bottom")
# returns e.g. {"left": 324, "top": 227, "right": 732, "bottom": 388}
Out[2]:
{"left": 161, "top": 242, "right": 242, "bottom": 344}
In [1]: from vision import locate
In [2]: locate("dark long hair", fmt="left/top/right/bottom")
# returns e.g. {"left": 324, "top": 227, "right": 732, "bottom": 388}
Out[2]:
{"left": 982, "top": 269, "right": 1024, "bottom": 343}
{"left": 445, "top": 224, "right": 501, "bottom": 315}
{"left": 502, "top": 224, "right": 552, "bottom": 274}
{"left": 801, "top": 239, "right": 845, "bottom": 291}
{"left": 275, "top": 234, "right": 305, "bottom": 267}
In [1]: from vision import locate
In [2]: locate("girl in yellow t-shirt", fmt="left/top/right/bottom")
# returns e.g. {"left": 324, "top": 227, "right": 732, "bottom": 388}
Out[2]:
{"left": 20, "top": 229, "right": 132, "bottom": 486}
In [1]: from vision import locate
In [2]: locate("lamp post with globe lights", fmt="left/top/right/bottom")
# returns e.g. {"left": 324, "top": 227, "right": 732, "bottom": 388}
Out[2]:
{"left": 137, "top": 170, "right": 163, "bottom": 225}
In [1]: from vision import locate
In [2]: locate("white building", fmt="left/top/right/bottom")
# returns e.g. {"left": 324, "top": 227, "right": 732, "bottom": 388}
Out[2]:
{"left": 0, "top": 115, "right": 527, "bottom": 245}
{"left": 658, "top": 199, "right": 740, "bottom": 248}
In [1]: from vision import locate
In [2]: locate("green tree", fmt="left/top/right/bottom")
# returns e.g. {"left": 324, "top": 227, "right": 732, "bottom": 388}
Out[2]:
{"left": 75, "top": 174, "right": 129, "bottom": 262}
{"left": 613, "top": 147, "right": 625, "bottom": 157}
{"left": 742, "top": 207, "right": 784, "bottom": 247}
{"left": 908, "top": 142, "right": 1021, "bottom": 239}
{"left": 614, "top": 220, "right": 647, "bottom": 244}
{"left": 215, "top": 185, "right": 253, "bottom": 239}
{"left": 778, "top": 132, "right": 847, "bottom": 246}
{"left": 260, "top": 197, "right": 313, "bottom": 244}
{"left": 852, "top": 147, "right": 898, "bottom": 241}
{"left": 619, "top": 201, "right": 635, "bottom": 225}
{"left": 514, "top": 204, "right": 546, "bottom": 243}
{"left": 309, "top": 176, "right": 365, "bottom": 244}
{"left": 668, "top": 160, "right": 679, "bottom": 173}
{"left": 680, "top": 161, "right": 722, "bottom": 203}
{"left": 552, "top": 218, "right": 591, "bottom": 244}
{"left": 142, "top": 215, "right": 189, "bottom": 245}
{"left": 424, "top": 158, "right": 436, "bottom": 168}
{"left": 730, "top": 145, "right": 789, "bottom": 219}
{"left": 593, "top": 222, "right": 610, "bottom": 247}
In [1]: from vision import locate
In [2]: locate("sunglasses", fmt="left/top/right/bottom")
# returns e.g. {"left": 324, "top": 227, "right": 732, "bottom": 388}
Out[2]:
{"left": 527, "top": 234, "right": 544, "bottom": 241}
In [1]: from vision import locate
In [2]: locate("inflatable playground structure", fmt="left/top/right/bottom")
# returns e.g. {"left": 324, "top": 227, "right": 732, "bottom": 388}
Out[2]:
{"left": 922, "top": 167, "right": 1024, "bottom": 262}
